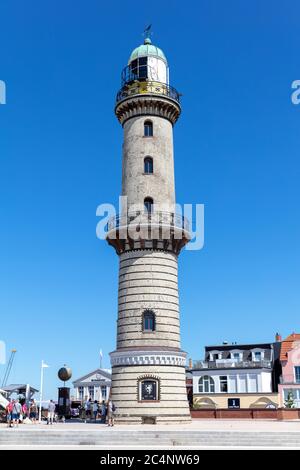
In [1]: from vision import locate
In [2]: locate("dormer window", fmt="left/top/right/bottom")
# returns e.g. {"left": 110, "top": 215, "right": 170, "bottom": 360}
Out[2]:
{"left": 209, "top": 352, "right": 221, "bottom": 361}
{"left": 231, "top": 352, "right": 241, "bottom": 362}
{"left": 254, "top": 351, "right": 262, "bottom": 362}
{"left": 230, "top": 351, "right": 242, "bottom": 362}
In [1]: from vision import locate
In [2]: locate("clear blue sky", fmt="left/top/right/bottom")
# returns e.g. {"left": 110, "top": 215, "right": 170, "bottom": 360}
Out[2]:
{"left": 0, "top": 1, "right": 299, "bottom": 399}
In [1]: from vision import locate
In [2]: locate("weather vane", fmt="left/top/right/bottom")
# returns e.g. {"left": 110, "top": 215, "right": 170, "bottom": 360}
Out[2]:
{"left": 143, "top": 24, "right": 152, "bottom": 42}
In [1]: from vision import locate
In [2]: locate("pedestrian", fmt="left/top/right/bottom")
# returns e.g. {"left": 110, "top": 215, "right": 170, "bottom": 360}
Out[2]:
{"left": 29, "top": 400, "right": 37, "bottom": 423}
{"left": 100, "top": 400, "right": 107, "bottom": 424}
{"left": 6, "top": 400, "right": 13, "bottom": 428}
{"left": 92, "top": 400, "right": 98, "bottom": 422}
{"left": 12, "top": 399, "right": 22, "bottom": 427}
{"left": 47, "top": 400, "right": 56, "bottom": 425}
{"left": 86, "top": 398, "right": 92, "bottom": 421}
{"left": 107, "top": 399, "right": 116, "bottom": 427}
{"left": 21, "top": 402, "right": 28, "bottom": 420}
{"left": 83, "top": 398, "right": 90, "bottom": 423}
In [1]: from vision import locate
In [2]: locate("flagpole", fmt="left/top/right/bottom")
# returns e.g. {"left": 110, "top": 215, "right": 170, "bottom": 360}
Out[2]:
{"left": 38, "top": 360, "right": 44, "bottom": 423}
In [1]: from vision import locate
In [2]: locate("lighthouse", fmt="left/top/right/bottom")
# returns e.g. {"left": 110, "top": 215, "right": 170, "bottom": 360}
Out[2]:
{"left": 107, "top": 32, "right": 191, "bottom": 424}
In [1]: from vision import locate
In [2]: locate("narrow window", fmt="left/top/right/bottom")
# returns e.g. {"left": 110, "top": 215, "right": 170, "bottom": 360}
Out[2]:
{"left": 220, "top": 376, "right": 228, "bottom": 393}
{"left": 144, "top": 157, "right": 153, "bottom": 174}
{"left": 138, "top": 57, "right": 148, "bottom": 79}
{"left": 143, "top": 310, "right": 155, "bottom": 331}
{"left": 78, "top": 386, "right": 84, "bottom": 400}
{"left": 295, "top": 367, "right": 300, "bottom": 383}
{"left": 101, "top": 386, "right": 107, "bottom": 400}
{"left": 144, "top": 197, "right": 153, "bottom": 213}
{"left": 130, "top": 59, "right": 138, "bottom": 78}
{"left": 144, "top": 120, "right": 153, "bottom": 137}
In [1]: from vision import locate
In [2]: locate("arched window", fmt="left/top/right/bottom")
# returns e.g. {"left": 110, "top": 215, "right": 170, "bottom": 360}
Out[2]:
{"left": 144, "top": 120, "right": 153, "bottom": 137}
{"left": 198, "top": 376, "right": 215, "bottom": 393}
{"left": 143, "top": 310, "right": 155, "bottom": 331}
{"left": 144, "top": 197, "right": 153, "bottom": 213}
{"left": 144, "top": 157, "right": 153, "bottom": 174}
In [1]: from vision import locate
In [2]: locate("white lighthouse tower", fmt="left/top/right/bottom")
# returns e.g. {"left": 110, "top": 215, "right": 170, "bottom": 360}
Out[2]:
{"left": 106, "top": 32, "right": 191, "bottom": 424}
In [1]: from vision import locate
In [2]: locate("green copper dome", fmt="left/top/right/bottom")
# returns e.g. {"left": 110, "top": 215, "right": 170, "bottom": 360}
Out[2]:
{"left": 128, "top": 38, "right": 167, "bottom": 64}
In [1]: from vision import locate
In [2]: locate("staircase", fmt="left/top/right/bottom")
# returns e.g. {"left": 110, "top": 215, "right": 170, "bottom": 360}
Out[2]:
{"left": 1, "top": 429, "right": 300, "bottom": 448}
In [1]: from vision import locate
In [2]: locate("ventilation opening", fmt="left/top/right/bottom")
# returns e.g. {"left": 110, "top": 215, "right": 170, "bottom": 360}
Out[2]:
{"left": 142, "top": 416, "right": 156, "bottom": 425}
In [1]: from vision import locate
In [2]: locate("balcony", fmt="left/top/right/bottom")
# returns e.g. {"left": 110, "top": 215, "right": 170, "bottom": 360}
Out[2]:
{"left": 106, "top": 211, "right": 189, "bottom": 233}
{"left": 192, "top": 360, "right": 272, "bottom": 369}
{"left": 106, "top": 211, "right": 191, "bottom": 255}
{"left": 116, "top": 80, "right": 181, "bottom": 105}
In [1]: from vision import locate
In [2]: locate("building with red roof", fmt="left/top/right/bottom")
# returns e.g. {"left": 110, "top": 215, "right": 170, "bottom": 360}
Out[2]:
{"left": 278, "top": 333, "right": 300, "bottom": 408}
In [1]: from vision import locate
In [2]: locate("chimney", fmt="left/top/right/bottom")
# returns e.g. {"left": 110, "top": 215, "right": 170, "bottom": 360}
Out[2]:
{"left": 275, "top": 332, "right": 282, "bottom": 342}
{"left": 188, "top": 358, "right": 193, "bottom": 369}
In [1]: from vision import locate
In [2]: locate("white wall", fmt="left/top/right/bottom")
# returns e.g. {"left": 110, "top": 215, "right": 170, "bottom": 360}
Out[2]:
{"left": 74, "top": 384, "right": 111, "bottom": 401}
{"left": 193, "top": 369, "right": 273, "bottom": 394}
{"left": 148, "top": 57, "right": 168, "bottom": 83}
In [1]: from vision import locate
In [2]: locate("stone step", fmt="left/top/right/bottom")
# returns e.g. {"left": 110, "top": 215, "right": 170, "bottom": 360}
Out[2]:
{"left": 1, "top": 430, "right": 300, "bottom": 447}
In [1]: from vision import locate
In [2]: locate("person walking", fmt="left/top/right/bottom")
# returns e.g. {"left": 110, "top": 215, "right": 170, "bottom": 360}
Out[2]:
{"left": 86, "top": 398, "right": 92, "bottom": 421}
{"left": 47, "top": 400, "right": 56, "bottom": 425}
{"left": 92, "top": 400, "right": 98, "bottom": 422}
{"left": 6, "top": 400, "right": 13, "bottom": 428}
{"left": 21, "top": 402, "right": 28, "bottom": 420}
{"left": 100, "top": 400, "right": 107, "bottom": 424}
{"left": 12, "top": 399, "right": 22, "bottom": 427}
{"left": 83, "top": 398, "right": 91, "bottom": 423}
{"left": 29, "top": 400, "right": 37, "bottom": 423}
{"left": 107, "top": 399, "right": 116, "bottom": 427}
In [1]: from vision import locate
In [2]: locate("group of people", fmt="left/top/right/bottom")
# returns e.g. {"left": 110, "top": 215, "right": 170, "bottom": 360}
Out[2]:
{"left": 83, "top": 398, "right": 116, "bottom": 426}
{"left": 5, "top": 399, "right": 38, "bottom": 427}
{"left": 5, "top": 397, "right": 116, "bottom": 427}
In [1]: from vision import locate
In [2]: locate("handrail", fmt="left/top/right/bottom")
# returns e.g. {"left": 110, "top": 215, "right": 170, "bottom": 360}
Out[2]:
{"left": 116, "top": 80, "right": 180, "bottom": 104}
{"left": 193, "top": 360, "right": 273, "bottom": 369}
{"left": 106, "top": 211, "right": 189, "bottom": 233}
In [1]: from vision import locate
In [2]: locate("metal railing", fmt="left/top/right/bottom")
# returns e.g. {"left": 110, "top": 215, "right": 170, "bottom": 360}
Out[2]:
{"left": 116, "top": 81, "right": 181, "bottom": 104}
{"left": 193, "top": 360, "right": 272, "bottom": 369}
{"left": 106, "top": 211, "right": 189, "bottom": 233}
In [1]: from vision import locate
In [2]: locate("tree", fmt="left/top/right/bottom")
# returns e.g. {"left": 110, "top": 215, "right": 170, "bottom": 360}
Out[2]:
{"left": 284, "top": 390, "right": 295, "bottom": 409}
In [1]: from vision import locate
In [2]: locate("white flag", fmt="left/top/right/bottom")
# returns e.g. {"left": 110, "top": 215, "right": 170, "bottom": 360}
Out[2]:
{"left": 42, "top": 362, "right": 49, "bottom": 368}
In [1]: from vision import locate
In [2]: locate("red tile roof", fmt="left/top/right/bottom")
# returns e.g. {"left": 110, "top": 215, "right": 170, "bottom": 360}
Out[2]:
{"left": 280, "top": 333, "right": 300, "bottom": 361}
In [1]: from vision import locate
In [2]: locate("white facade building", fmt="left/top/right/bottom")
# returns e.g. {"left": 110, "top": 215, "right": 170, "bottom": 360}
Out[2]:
{"left": 72, "top": 369, "right": 111, "bottom": 402}
{"left": 192, "top": 369, "right": 273, "bottom": 395}
{"left": 191, "top": 341, "right": 281, "bottom": 409}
